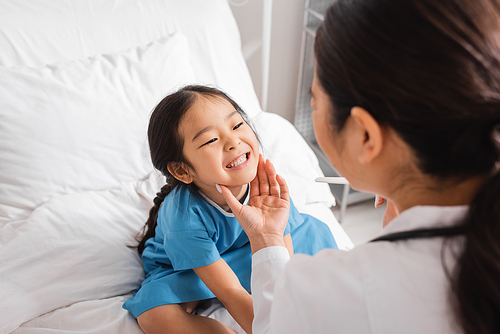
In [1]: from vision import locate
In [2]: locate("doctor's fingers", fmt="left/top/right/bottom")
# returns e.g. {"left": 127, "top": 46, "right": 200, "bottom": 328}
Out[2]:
{"left": 374, "top": 195, "right": 386, "bottom": 208}
{"left": 276, "top": 174, "right": 290, "bottom": 202}
{"left": 257, "top": 154, "right": 270, "bottom": 195}
{"left": 383, "top": 200, "right": 399, "bottom": 226}
{"left": 219, "top": 184, "right": 244, "bottom": 214}
{"left": 264, "top": 159, "right": 280, "bottom": 197}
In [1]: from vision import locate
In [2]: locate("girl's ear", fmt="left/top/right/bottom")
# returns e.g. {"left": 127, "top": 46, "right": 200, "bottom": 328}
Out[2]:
{"left": 350, "top": 106, "right": 383, "bottom": 164}
{"left": 167, "top": 162, "right": 194, "bottom": 184}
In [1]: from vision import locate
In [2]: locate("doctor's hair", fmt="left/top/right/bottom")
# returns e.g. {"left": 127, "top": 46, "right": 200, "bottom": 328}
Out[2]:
{"left": 315, "top": 0, "right": 500, "bottom": 333}
{"left": 137, "top": 84, "right": 256, "bottom": 255}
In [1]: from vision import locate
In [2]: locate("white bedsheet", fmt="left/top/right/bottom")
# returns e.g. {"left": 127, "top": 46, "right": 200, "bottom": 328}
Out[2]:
{"left": 13, "top": 295, "right": 142, "bottom": 334}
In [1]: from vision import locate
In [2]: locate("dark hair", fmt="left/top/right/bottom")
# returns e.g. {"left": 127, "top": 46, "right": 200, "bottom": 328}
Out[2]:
{"left": 315, "top": 0, "right": 500, "bottom": 332}
{"left": 137, "top": 85, "right": 256, "bottom": 255}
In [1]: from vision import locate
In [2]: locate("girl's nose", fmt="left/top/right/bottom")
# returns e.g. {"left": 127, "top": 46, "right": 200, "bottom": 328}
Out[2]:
{"left": 224, "top": 136, "right": 241, "bottom": 151}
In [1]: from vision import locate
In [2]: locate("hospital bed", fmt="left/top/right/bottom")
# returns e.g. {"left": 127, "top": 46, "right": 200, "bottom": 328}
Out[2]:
{"left": 0, "top": 1, "right": 353, "bottom": 332}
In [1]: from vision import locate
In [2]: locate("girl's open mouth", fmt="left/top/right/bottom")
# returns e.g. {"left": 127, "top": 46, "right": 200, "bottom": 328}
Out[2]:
{"left": 226, "top": 153, "right": 250, "bottom": 169}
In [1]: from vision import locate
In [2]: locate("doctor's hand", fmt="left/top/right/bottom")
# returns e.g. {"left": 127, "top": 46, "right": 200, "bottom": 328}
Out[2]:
{"left": 375, "top": 195, "right": 399, "bottom": 227}
{"left": 219, "top": 155, "right": 290, "bottom": 254}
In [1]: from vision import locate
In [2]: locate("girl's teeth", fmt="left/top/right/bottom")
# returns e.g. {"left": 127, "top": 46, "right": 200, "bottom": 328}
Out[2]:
{"left": 227, "top": 154, "right": 247, "bottom": 168}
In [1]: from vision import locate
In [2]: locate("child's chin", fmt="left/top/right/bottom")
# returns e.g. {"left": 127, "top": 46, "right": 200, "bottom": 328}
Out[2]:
{"left": 227, "top": 177, "right": 253, "bottom": 188}
{"left": 227, "top": 181, "right": 250, "bottom": 188}
{"left": 243, "top": 171, "right": 258, "bottom": 184}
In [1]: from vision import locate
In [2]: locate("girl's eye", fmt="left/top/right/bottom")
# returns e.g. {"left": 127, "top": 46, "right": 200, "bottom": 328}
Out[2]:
{"left": 233, "top": 122, "right": 244, "bottom": 130}
{"left": 201, "top": 138, "right": 217, "bottom": 147}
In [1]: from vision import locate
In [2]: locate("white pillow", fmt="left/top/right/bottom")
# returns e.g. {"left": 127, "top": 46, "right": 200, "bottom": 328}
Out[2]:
{"left": 0, "top": 32, "right": 196, "bottom": 225}
{"left": 0, "top": 172, "right": 164, "bottom": 333}
{"left": 0, "top": 0, "right": 263, "bottom": 119}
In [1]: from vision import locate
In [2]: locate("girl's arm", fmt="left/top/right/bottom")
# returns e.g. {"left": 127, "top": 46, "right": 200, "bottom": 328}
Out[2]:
{"left": 284, "top": 233, "right": 293, "bottom": 257}
{"left": 194, "top": 258, "right": 253, "bottom": 334}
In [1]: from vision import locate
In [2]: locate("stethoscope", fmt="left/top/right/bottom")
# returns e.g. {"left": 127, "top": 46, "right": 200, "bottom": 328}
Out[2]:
{"left": 370, "top": 226, "right": 466, "bottom": 242}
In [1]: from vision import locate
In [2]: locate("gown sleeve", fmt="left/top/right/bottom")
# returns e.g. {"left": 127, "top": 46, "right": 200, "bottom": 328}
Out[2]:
{"left": 159, "top": 193, "right": 221, "bottom": 271}
{"left": 163, "top": 228, "right": 221, "bottom": 270}
{"left": 283, "top": 197, "right": 304, "bottom": 235}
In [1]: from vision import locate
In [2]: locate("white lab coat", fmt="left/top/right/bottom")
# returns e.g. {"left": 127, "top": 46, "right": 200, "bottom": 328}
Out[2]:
{"left": 251, "top": 205, "right": 468, "bottom": 334}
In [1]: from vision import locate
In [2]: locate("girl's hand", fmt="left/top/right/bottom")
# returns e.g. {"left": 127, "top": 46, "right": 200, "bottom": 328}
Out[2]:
{"left": 219, "top": 155, "right": 290, "bottom": 254}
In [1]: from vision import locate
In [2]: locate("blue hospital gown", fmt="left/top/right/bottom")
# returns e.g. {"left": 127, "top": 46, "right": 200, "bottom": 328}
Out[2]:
{"left": 123, "top": 184, "right": 337, "bottom": 318}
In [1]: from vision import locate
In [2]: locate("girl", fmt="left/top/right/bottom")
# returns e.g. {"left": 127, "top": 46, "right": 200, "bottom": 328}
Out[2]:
{"left": 123, "top": 85, "right": 337, "bottom": 333}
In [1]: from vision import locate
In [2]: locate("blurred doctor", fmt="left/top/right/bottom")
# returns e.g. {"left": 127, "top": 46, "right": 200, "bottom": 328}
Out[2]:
{"left": 219, "top": 0, "right": 500, "bottom": 333}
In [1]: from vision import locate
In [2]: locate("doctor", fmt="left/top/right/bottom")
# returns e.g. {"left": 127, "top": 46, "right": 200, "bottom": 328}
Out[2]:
{"left": 219, "top": 0, "right": 500, "bottom": 333}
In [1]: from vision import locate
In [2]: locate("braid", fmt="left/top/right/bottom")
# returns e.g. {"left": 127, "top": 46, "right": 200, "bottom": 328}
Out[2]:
{"left": 137, "top": 178, "right": 175, "bottom": 255}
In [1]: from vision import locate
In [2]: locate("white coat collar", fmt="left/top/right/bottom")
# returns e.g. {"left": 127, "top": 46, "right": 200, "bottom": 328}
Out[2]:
{"left": 375, "top": 205, "right": 468, "bottom": 239}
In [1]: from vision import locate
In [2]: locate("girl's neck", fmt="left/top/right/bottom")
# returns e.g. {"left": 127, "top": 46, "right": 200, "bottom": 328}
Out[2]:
{"left": 198, "top": 183, "right": 248, "bottom": 212}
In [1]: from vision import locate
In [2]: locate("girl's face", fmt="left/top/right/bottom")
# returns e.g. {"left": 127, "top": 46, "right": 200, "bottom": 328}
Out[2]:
{"left": 179, "top": 97, "right": 259, "bottom": 198}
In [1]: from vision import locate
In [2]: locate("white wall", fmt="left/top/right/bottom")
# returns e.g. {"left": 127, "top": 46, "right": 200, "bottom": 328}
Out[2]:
{"left": 230, "top": 0, "right": 305, "bottom": 123}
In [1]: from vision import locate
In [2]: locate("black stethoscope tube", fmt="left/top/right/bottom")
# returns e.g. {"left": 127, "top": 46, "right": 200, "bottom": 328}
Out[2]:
{"left": 370, "top": 226, "right": 466, "bottom": 243}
